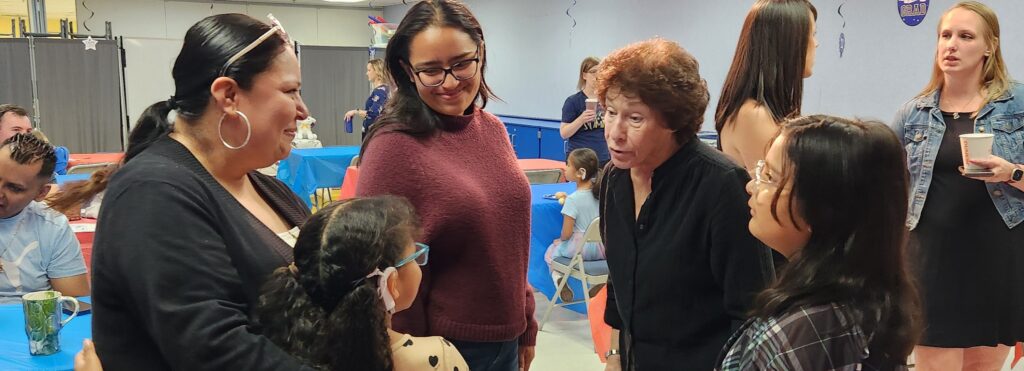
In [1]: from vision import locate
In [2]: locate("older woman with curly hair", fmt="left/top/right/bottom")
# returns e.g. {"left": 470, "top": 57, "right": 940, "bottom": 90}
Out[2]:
{"left": 596, "top": 38, "right": 778, "bottom": 370}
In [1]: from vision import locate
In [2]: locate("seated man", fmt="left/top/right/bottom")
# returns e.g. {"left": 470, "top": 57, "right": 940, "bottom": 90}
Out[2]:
{"left": 0, "top": 104, "right": 32, "bottom": 144}
{"left": 0, "top": 133, "right": 88, "bottom": 303}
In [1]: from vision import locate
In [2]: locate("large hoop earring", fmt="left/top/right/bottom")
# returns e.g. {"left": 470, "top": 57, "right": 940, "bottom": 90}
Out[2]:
{"left": 218, "top": 111, "right": 252, "bottom": 150}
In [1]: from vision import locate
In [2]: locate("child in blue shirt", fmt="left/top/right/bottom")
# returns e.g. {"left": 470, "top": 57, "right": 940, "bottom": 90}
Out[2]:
{"left": 544, "top": 148, "right": 605, "bottom": 300}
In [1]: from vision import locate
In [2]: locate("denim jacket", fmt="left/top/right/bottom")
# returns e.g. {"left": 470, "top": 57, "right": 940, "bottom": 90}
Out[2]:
{"left": 892, "top": 82, "right": 1024, "bottom": 230}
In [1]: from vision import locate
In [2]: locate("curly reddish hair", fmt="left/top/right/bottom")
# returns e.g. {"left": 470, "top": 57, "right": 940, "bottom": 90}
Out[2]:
{"left": 596, "top": 38, "right": 709, "bottom": 144}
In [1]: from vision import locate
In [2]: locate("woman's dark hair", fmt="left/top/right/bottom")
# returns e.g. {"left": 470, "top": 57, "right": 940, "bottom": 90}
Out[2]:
{"left": 46, "top": 14, "right": 286, "bottom": 214}
{"left": 595, "top": 38, "right": 709, "bottom": 144}
{"left": 568, "top": 148, "right": 601, "bottom": 198}
{"left": 360, "top": 0, "right": 496, "bottom": 157}
{"left": 753, "top": 115, "right": 922, "bottom": 362}
{"left": 257, "top": 196, "right": 420, "bottom": 371}
{"left": 715, "top": 0, "right": 817, "bottom": 134}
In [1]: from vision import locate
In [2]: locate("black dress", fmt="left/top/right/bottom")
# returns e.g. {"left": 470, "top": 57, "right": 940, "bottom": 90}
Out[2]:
{"left": 913, "top": 111, "right": 1024, "bottom": 347}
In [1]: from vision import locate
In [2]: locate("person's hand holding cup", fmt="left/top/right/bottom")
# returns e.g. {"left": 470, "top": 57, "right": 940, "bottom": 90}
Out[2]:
{"left": 581, "top": 98, "right": 599, "bottom": 123}
{"left": 959, "top": 133, "right": 995, "bottom": 178}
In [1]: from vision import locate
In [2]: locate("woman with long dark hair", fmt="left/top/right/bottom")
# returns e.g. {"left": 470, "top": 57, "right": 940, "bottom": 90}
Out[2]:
{"left": 257, "top": 196, "right": 467, "bottom": 371}
{"left": 356, "top": 1, "right": 536, "bottom": 370}
{"left": 717, "top": 115, "right": 922, "bottom": 370}
{"left": 892, "top": 2, "right": 1024, "bottom": 369}
{"left": 86, "top": 13, "right": 314, "bottom": 370}
{"left": 715, "top": 0, "right": 817, "bottom": 170}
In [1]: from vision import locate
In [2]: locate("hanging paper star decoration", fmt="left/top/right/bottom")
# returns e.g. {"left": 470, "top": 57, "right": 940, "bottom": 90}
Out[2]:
{"left": 83, "top": 36, "right": 98, "bottom": 51}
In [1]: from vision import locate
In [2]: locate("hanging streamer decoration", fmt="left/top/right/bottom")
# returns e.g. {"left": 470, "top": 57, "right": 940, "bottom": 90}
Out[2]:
{"left": 566, "top": 0, "right": 577, "bottom": 46}
{"left": 81, "top": 0, "right": 95, "bottom": 32}
{"left": 838, "top": 2, "right": 846, "bottom": 58}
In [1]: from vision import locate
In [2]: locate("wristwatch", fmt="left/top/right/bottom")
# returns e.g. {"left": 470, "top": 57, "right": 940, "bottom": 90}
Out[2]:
{"left": 605, "top": 349, "right": 620, "bottom": 358}
{"left": 1010, "top": 165, "right": 1024, "bottom": 184}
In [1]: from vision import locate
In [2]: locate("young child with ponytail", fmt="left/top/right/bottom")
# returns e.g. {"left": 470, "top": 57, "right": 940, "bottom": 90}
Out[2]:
{"left": 545, "top": 148, "right": 606, "bottom": 301}
{"left": 256, "top": 196, "right": 468, "bottom": 371}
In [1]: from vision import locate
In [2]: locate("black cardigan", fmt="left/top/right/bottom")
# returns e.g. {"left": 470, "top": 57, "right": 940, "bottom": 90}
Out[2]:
{"left": 600, "top": 137, "right": 779, "bottom": 370}
{"left": 91, "top": 137, "right": 313, "bottom": 371}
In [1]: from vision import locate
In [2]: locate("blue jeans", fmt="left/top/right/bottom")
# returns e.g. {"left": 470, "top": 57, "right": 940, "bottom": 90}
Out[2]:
{"left": 449, "top": 339, "right": 519, "bottom": 371}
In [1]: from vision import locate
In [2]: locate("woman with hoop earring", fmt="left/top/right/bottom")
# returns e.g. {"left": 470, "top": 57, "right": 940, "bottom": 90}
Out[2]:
{"left": 82, "top": 13, "right": 318, "bottom": 370}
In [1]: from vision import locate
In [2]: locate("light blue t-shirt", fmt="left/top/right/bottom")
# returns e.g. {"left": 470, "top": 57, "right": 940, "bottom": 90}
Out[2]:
{"left": 562, "top": 189, "right": 599, "bottom": 232}
{"left": 0, "top": 201, "right": 86, "bottom": 304}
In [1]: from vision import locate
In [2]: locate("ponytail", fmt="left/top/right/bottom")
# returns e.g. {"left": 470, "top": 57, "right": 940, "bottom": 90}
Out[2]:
{"left": 324, "top": 282, "right": 393, "bottom": 371}
{"left": 590, "top": 166, "right": 604, "bottom": 199}
{"left": 256, "top": 267, "right": 330, "bottom": 367}
{"left": 45, "top": 100, "right": 175, "bottom": 216}
{"left": 126, "top": 100, "right": 176, "bottom": 162}
{"left": 258, "top": 266, "right": 394, "bottom": 371}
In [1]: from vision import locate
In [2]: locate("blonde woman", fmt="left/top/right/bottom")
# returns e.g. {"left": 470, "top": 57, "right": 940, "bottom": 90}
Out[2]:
{"left": 345, "top": 58, "right": 392, "bottom": 139}
{"left": 892, "top": 2, "right": 1024, "bottom": 370}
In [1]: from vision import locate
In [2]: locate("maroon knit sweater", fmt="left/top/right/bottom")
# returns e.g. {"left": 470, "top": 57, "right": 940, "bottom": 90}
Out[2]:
{"left": 356, "top": 107, "right": 538, "bottom": 346}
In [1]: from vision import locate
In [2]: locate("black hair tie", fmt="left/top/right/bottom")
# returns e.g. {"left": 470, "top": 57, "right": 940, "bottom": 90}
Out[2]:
{"left": 166, "top": 96, "right": 179, "bottom": 110}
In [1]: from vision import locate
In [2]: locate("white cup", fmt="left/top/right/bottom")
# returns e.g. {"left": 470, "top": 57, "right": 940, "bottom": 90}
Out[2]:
{"left": 585, "top": 98, "right": 598, "bottom": 112}
{"left": 959, "top": 133, "right": 994, "bottom": 171}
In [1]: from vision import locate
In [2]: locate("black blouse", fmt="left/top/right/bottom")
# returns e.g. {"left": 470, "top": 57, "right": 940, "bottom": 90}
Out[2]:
{"left": 91, "top": 137, "right": 314, "bottom": 371}
{"left": 600, "top": 137, "right": 779, "bottom": 370}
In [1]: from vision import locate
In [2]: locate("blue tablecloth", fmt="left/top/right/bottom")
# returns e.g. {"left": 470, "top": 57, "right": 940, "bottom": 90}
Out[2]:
{"left": 55, "top": 174, "right": 90, "bottom": 185}
{"left": 529, "top": 183, "right": 589, "bottom": 314}
{"left": 0, "top": 296, "right": 91, "bottom": 371}
{"left": 276, "top": 146, "right": 360, "bottom": 207}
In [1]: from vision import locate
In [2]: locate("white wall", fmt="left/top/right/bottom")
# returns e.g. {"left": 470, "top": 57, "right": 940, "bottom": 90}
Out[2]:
{"left": 385, "top": 0, "right": 1024, "bottom": 128}
{"left": 78, "top": 0, "right": 383, "bottom": 125}
{"left": 77, "top": 0, "right": 382, "bottom": 44}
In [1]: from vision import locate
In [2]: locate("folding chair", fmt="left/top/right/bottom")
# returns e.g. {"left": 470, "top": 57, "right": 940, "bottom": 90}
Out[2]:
{"left": 540, "top": 217, "right": 608, "bottom": 330}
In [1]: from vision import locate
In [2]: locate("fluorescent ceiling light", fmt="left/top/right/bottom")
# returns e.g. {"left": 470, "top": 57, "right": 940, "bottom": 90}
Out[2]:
{"left": 324, "top": 0, "right": 364, "bottom": 3}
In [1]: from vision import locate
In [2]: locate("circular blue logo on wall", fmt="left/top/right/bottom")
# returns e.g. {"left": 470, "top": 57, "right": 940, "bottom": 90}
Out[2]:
{"left": 898, "top": 0, "right": 930, "bottom": 26}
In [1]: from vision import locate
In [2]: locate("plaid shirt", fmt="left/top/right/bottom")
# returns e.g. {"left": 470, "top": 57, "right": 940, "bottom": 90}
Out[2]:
{"left": 716, "top": 303, "right": 907, "bottom": 371}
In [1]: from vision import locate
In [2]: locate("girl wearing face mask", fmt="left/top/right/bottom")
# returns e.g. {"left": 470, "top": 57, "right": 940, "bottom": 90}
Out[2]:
{"left": 718, "top": 115, "right": 922, "bottom": 370}
{"left": 891, "top": 2, "right": 1024, "bottom": 369}
{"left": 356, "top": 1, "right": 536, "bottom": 370}
{"left": 257, "top": 196, "right": 467, "bottom": 371}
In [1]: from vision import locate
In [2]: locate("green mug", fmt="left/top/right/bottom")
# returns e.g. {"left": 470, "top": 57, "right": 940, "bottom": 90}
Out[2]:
{"left": 22, "top": 290, "right": 80, "bottom": 356}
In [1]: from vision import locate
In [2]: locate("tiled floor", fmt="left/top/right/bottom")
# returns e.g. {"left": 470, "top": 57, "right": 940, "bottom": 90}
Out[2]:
{"left": 527, "top": 292, "right": 1024, "bottom": 371}
{"left": 530, "top": 292, "right": 606, "bottom": 371}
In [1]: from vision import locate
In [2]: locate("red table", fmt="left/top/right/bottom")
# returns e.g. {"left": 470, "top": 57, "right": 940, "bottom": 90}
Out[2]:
{"left": 70, "top": 218, "right": 97, "bottom": 271}
{"left": 68, "top": 153, "right": 124, "bottom": 168}
{"left": 517, "top": 158, "right": 565, "bottom": 171}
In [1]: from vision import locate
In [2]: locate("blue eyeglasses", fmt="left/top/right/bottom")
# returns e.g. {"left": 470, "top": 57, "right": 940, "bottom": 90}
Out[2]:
{"left": 395, "top": 242, "right": 430, "bottom": 267}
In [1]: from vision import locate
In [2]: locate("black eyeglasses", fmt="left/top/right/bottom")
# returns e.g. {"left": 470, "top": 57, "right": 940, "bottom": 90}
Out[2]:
{"left": 410, "top": 50, "right": 481, "bottom": 87}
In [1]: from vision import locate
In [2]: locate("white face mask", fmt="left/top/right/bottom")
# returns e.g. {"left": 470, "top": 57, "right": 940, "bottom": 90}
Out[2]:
{"left": 365, "top": 267, "right": 398, "bottom": 314}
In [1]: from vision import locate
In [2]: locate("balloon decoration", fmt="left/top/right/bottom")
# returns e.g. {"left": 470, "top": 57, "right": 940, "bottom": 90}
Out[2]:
{"left": 566, "top": 0, "right": 577, "bottom": 46}
{"left": 838, "top": 2, "right": 846, "bottom": 58}
{"left": 367, "top": 15, "right": 389, "bottom": 58}
{"left": 898, "top": 0, "right": 930, "bottom": 27}
{"left": 81, "top": 1, "right": 95, "bottom": 32}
